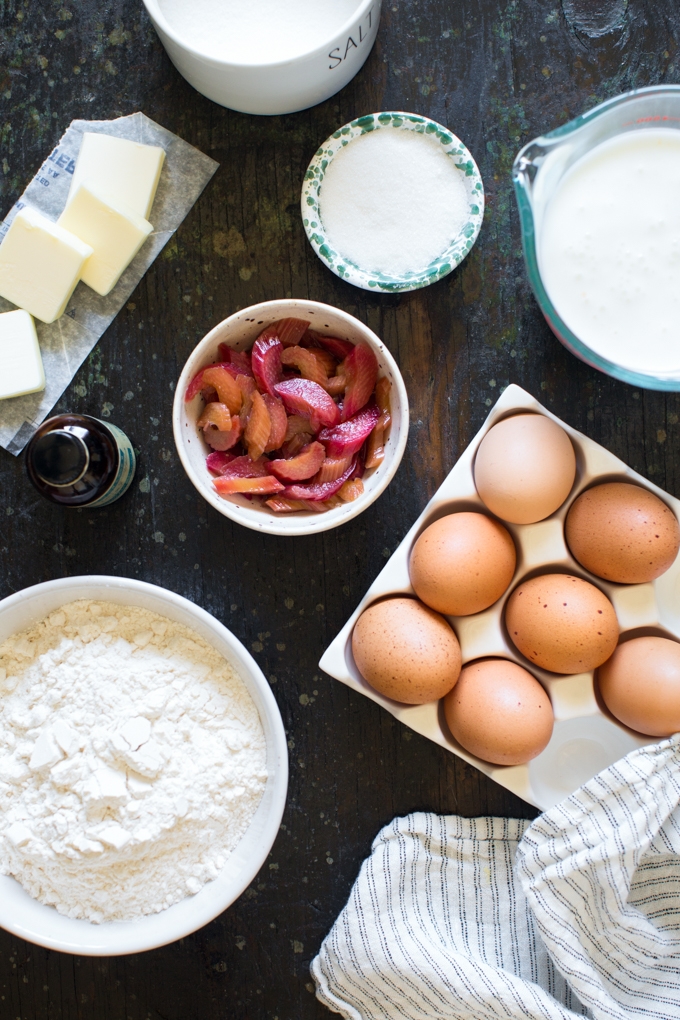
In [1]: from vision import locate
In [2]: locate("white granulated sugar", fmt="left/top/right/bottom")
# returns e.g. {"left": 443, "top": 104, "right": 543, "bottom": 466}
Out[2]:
{"left": 319, "top": 128, "right": 470, "bottom": 277}
{"left": 158, "top": 0, "right": 357, "bottom": 64}
{"left": 0, "top": 600, "right": 267, "bottom": 923}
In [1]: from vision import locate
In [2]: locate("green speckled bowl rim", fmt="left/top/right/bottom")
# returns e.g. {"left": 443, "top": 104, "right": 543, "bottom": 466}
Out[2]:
{"left": 301, "top": 111, "right": 485, "bottom": 293}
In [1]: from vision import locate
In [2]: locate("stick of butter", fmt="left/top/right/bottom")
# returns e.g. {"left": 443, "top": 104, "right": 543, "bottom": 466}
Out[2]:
{"left": 0, "top": 207, "right": 93, "bottom": 324}
{"left": 0, "top": 309, "right": 45, "bottom": 400}
{"left": 68, "top": 134, "right": 166, "bottom": 219}
{"left": 59, "top": 183, "right": 153, "bottom": 297}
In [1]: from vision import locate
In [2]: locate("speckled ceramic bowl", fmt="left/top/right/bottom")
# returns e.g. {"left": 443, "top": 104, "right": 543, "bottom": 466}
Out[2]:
{"left": 173, "top": 299, "right": 409, "bottom": 536}
{"left": 301, "top": 111, "right": 485, "bottom": 293}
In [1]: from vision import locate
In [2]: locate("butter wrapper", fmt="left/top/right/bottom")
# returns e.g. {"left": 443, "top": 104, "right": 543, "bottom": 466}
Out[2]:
{"left": 0, "top": 112, "right": 218, "bottom": 455}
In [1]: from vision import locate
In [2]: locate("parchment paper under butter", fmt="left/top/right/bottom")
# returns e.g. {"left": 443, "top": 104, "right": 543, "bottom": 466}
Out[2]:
{"left": 0, "top": 112, "right": 219, "bottom": 456}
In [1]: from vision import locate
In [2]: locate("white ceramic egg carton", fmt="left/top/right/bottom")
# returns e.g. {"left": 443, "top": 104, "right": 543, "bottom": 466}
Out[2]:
{"left": 319, "top": 384, "right": 680, "bottom": 810}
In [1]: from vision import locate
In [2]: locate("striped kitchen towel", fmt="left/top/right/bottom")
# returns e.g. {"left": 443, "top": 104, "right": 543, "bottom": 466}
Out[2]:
{"left": 311, "top": 734, "right": 680, "bottom": 1020}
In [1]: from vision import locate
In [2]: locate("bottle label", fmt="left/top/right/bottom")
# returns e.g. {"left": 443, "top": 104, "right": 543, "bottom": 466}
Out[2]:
{"left": 87, "top": 420, "right": 136, "bottom": 508}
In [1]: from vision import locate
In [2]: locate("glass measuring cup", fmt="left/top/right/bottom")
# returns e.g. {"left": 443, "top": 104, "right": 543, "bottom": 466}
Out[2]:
{"left": 513, "top": 85, "right": 680, "bottom": 391}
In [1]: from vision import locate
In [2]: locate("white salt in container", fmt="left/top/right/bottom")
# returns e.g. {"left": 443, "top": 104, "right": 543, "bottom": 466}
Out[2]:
{"left": 141, "top": 0, "right": 381, "bottom": 115}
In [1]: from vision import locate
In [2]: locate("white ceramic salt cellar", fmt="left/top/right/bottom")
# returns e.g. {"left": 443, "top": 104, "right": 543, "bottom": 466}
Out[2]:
{"left": 141, "top": 0, "right": 381, "bottom": 115}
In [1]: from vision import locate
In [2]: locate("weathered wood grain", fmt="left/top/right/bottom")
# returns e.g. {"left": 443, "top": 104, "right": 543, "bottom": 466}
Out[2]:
{"left": 0, "top": 0, "right": 679, "bottom": 1016}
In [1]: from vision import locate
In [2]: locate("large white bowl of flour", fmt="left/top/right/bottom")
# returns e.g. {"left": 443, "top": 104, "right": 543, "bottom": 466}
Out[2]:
{"left": 0, "top": 576, "right": 288, "bottom": 955}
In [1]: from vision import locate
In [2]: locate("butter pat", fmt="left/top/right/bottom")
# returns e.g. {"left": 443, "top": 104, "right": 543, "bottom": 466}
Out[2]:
{"left": 0, "top": 207, "right": 93, "bottom": 324}
{"left": 68, "top": 133, "right": 166, "bottom": 219}
{"left": 59, "top": 183, "right": 153, "bottom": 297}
{"left": 0, "top": 309, "right": 45, "bottom": 400}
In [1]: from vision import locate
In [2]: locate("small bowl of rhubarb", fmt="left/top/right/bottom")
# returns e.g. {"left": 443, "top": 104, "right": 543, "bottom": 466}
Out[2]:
{"left": 173, "top": 299, "right": 409, "bottom": 536}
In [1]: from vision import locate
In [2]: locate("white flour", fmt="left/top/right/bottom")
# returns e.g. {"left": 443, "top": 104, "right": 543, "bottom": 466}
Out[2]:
{"left": 0, "top": 600, "right": 267, "bottom": 923}
{"left": 319, "top": 128, "right": 470, "bottom": 277}
{"left": 158, "top": 0, "right": 358, "bottom": 64}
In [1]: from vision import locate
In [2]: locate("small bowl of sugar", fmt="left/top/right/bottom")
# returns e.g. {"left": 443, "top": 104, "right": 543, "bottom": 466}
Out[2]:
{"left": 302, "top": 111, "right": 484, "bottom": 293}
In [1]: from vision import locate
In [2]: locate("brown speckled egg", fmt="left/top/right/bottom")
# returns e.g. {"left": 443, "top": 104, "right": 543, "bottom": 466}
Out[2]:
{"left": 505, "top": 573, "right": 618, "bottom": 674}
{"left": 474, "top": 414, "right": 576, "bottom": 524}
{"left": 598, "top": 636, "right": 680, "bottom": 736}
{"left": 352, "top": 597, "right": 462, "bottom": 704}
{"left": 409, "top": 512, "right": 516, "bottom": 616}
{"left": 443, "top": 658, "right": 553, "bottom": 765}
{"left": 566, "top": 482, "right": 680, "bottom": 583}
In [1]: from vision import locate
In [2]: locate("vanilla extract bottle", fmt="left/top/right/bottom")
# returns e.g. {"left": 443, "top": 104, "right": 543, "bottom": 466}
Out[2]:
{"left": 25, "top": 413, "right": 136, "bottom": 507}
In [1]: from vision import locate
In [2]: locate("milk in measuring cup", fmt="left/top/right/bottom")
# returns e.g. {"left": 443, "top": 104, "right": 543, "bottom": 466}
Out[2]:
{"left": 538, "top": 128, "right": 680, "bottom": 376}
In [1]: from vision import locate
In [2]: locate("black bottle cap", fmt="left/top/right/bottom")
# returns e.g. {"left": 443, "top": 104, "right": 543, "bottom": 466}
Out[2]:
{"left": 32, "top": 430, "right": 90, "bottom": 487}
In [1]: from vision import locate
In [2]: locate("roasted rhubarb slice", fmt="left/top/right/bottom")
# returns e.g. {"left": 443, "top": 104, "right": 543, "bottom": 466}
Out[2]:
{"left": 251, "top": 335, "right": 283, "bottom": 395}
{"left": 303, "top": 500, "right": 332, "bottom": 512}
{"left": 244, "top": 390, "right": 272, "bottom": 461}
{"left": 266, "top": 497, "right": 331, "bottom": 513}
{"left": 201, "top": 385, "right": 218, "bottom": 404}
{"left": 237, "top": 375, "right": 257, "bottom": 428}
{"left": 217, "top": 344, "right": 253, "bottom": 375}
{"left": 237, "top": 375, "right": 257, "bottom": 400}
{"left": 267, "top": 442, "right": 326, "bottom": 482}
{"left": 266, "top": 496, "right": 344, "bottom": 512}
{"left": 273, "top": 378, "right": 341, "bottom": 431}
{"left": 284, "top": 415, "right": 313, "bottom": 441}
{"left": 206, "top": 451, "right": 237, "bottom": 474}
{"left": 310, "top": 348, "right": 337, "bottom": 375}
{"left": 262, "top": 394, "right": 288, "bottom": 452}
{"left": 281, "top": 459, "right": 355, "bottom": 501}
{"left": 197, "top": 402, "right": 232, "bottom": 431}
{"left": 325, "top": 373, "right": 347, "bottom": 397}
{"left": 318, "top": 402, "right": 379, "bottom": 457}
{"left": 365, "top": 425, "right": 385, "bottom": 469}
{"left": 214, "top": 475, "right": 284, "bottom": 495}
{"left": 365, "top": 378, "right": 391, "bottom": 469}
{"left": 257, "top": 318, "right": 310, "bottom": 348}
{"left": 201, "top": 366, "right": 242, "bottom": 414}
{"left": 350, "top": 445, "right": 366, "bottom": 479}
{"left": 281, "top": 434, "right": 310, "bottom": 459}
{"left": 185, "top": 362, "right": 231, "bottom": 401}
{"left": 342, "top": 343, "right": 379, "bottom": 420}
{"left": 265, "top": 497, "right": 309, "bottom": 513}
{"left": 204, "top": 417, "right": 242, "bottom": 451}
{"left": 314, "top": 335, "right": 354, "bottom": 360}
{"left": 280, "top": 346, "right": 329, "bottom": 387}
{"left": 186, "top": 360, "right": 253, "bottom": 403}
{"left": 338, "top": 478, "right": 364, "bottom": 502}
{"left": 375, "top": 376, "right": 391, "bottom": 423}
{"left": 314, "top": 453, "right": 353, "bottom": 484}
{"left": 222, "top": 362, "right": 252, "bottom": 379}
{"left": 218, "top": 454, "right": 269, "bottom": 478}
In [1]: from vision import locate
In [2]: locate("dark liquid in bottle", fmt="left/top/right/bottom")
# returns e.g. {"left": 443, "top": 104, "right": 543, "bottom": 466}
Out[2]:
{"left": 25, "top": 414, "right": 120, "bottom": 506}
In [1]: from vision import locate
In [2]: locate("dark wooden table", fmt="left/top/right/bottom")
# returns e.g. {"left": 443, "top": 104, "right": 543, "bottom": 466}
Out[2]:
{"left": 1, "top": 0, "right": 679, "bottom": 1016}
